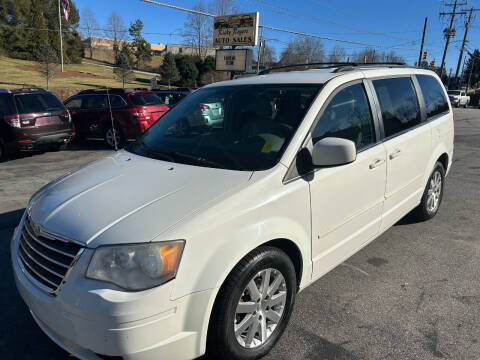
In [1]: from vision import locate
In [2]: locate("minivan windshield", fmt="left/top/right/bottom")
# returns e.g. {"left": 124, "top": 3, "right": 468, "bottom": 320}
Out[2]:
{"left": 14, "top": 93, "right": 65, "bottom": 113}
{"left": 128, "top": 84, "right": 322, "bottom": 171}
{"left": 447, "top": 90, "right": 461, "bottom": 95}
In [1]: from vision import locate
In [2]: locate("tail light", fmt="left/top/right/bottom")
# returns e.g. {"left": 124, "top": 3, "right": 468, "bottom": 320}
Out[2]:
{"left": 197, "top": 104, "right": 210, "bottom": 110}
{"left": 4, "top": 114, "right": 20, "bottom": 128}
{"left": 131, "top": 107, "right": 151, "bottom": 121}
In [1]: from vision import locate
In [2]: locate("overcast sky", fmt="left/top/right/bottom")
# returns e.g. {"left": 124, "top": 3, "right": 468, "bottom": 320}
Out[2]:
{"left": 76, "top": 0, "right": 480, "bottom": 71}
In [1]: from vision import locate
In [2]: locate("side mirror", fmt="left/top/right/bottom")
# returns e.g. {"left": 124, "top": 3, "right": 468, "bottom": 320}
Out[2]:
{"left": 311, "top": 137, "right": 356, "bottom": 167}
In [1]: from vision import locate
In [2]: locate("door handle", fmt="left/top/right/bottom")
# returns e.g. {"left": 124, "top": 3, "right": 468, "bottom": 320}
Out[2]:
{"left": 389, "top": 148, "right": 402, "bottom": 160}
{"left": 369, "top": 158, "right": 385, "bottom": 169}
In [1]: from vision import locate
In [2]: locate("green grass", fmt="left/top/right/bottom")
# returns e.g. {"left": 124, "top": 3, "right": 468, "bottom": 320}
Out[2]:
{"left": 0, "top": 56, "right": 156, "bottom": 89}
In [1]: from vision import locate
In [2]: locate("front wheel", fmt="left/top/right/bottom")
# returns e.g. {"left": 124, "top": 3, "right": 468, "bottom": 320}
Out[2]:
{"left": 413, "top": 162, "right": 445, "bottom": 221}
{"left": 207, "top": 247, "right": 297, "bottom": 360}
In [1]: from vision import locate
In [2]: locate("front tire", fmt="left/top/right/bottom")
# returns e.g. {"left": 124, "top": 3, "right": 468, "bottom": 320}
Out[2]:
{"left": 207, "top": 247, "right": 297, "bottom": 360}
{"left": 414, "top": 162, "right": 445, "bottom": 221}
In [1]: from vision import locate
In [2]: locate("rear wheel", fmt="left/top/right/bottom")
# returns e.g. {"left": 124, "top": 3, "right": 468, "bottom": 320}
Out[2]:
{"left": 0, "top": 141, "right": 4, "bottom": 161}
{"left": 414, "top": 162, "right": 445, "bottom": 221}
{"left": 207, "top": 247, "right": 296, "bottom": 360}
{"left": 105, "top": 126, "right": 124, "bottom": 149}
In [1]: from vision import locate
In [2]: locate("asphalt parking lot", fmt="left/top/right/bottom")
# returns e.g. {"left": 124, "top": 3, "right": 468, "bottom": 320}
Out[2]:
{"left": 1, "top": 108, "right": 479, "bottom": 360}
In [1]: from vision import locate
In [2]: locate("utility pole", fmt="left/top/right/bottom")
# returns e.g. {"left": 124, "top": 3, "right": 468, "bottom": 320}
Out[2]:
{"left": 418, "top": 17, "right": 428, "bottom": 68}
{"left": 455, "top": 8, "right": 479, "bottom": 87}
{"left": 256, "top": 26, "right": 264, "bottom": 74}
{"left": 439, "top": 0, "right": 467, "bottom": 77}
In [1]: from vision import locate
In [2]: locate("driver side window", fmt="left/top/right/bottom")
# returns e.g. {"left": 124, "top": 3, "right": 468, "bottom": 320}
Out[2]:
{"left": 312, "top": 83, "right": 375, "bottom": 151}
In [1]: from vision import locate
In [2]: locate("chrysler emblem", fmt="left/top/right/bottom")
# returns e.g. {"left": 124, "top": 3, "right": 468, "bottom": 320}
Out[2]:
{"left": 29, "top": 217, "right": 41, "bottom": 237}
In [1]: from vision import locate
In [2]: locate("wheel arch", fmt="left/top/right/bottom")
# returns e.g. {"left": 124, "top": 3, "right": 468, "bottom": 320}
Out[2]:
{"left": 199, "top": 237, "right": 305, "bottom": 356}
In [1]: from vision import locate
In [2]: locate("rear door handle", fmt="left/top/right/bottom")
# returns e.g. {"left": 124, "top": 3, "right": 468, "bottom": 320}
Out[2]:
{"left": 389, "top": 149, "right": 402, "bottom": 159}
{"left": 369, "top": 158, "right": 385, "bottom": 169}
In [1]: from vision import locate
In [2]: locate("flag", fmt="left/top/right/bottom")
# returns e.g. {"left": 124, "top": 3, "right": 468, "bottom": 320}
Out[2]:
{"left": 61, "top": 0, "right": 70, "bottom": 22}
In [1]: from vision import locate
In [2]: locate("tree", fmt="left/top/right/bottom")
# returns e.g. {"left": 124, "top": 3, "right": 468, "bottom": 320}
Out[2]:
{"left": 38, "top": 42, "right": 57, "bottom": 89}
{"left": 81, "top": 7, "right": 99, "bottom": 58}
{"left": 328, "top": 46, "right": 346, "bottom": 62}
{"left": 279, "top": 36, "right": 324, "bottom": 65}
{"left": 106, "top": 11, "right": 126, "bottom": 62}
{"left": 175, "top": 55, "right": 199, "bottom": 87}
{"left": 209, "top": 0, "right": 238, "bottom": 15}
{"left": 129, "top": 19, "right": 151, "bottom": 69}
{"left": 113, "top": 47, "right": 134, "bottom": 88}
{"left": 26, "top": 0, "right": 48, "bottom": 60}
{"left": 257, "top": 43, "right": 276, "bottom": 67}
{"left": 159, "top": 53, "right": 180, "bottom": 88}
{"left": 183, "top": 0, "right": 212, "bottom": 58}
{"left": 464, "top": 50, "right": 480, "bottom": 88}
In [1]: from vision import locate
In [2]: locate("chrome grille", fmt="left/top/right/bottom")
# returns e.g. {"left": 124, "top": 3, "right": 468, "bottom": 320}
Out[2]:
{"left": 17, "top": 217, "right": 83, "bottom": 293}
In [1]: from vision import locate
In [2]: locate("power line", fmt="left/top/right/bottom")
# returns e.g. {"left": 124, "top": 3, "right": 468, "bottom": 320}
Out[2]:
{"left": 140, "top": 0, "right": 434, "bottom": 52}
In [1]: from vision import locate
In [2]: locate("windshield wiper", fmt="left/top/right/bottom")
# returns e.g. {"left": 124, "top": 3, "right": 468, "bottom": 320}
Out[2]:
{"left": 171, "top": 151, "right": 225, "bottom": 169}
{"left": 140, "top": 141, "right": 176, "bottom": 163}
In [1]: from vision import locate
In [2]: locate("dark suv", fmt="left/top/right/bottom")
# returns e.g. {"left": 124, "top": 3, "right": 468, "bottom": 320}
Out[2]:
{"left": 0, "top": 88, "right": 75, "bottom": 159}
{"left": 64, "top": 89, "right": 169, "bottom": 148}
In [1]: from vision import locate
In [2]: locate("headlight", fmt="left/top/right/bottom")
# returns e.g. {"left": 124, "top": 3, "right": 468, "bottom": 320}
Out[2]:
{"left": 86, "top": 241, "right": 185, "bottom": 291}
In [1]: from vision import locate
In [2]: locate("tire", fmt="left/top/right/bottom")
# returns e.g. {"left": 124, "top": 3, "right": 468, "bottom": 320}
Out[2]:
{"left": 48, "top": 142, "right": 68, "bottom": 151}
{"left": 413, "top": 162, "right": 445, "bottom": 221}
{"left": 104, "top": 126, "right": 124, "bottom": 149}
{"left": 207, "top": 246, "right": 297, "bottom": 360}
{"left": 0, "top": 141, "right": 4, "bottom": 161}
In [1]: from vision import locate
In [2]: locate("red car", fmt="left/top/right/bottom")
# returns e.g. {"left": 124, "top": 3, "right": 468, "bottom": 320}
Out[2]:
{"left": 64, "top": 89, "right": 169, "bottom": 148}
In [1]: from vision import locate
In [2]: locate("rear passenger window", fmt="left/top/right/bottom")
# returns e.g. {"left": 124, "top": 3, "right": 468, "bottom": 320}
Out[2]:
{"left": 416, "top": 75, "right": 449, "bottom": 119}
{"left": 65, "top": 97, "right": 82, "bottom": 110}
{"left": 312, "top": 83, "right": 376, "bottom": 151}
{"left": 0, "top": 94, "right": 14, "bottom": 115}
{"left": 83, "top": 95, "right": 107, "bottom": 110}
{"left": 109, "top": 95, "right": 126, "bottom": 109}
{"left": 372, "top": 77, "right": 421, "bottom": 138}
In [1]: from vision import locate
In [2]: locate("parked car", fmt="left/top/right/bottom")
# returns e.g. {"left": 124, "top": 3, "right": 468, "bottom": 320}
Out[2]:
{"left": 153, "top": 88, "right": 192, "bottom": 107}
{"left": 11, "top": 65, "right": 453, "bottom": 360}
{"left": 447, "top": 89, "right": 470, "bottom": 107}
{"left": 0, "top": 88, "right": 75, "bottom": 159}
{"left": 64, "top": 89, "right": 169, "bottom": 148}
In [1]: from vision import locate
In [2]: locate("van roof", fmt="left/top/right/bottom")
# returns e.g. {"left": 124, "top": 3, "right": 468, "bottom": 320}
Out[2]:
{"left": 207, "top": 66, "right": 440, "bottom": 87}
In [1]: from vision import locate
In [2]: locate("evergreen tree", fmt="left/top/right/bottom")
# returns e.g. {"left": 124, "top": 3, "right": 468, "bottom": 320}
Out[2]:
{"left": 175, "top": 55, "right": 199, "bottom": 87}
{"left": 128, "top": 19, "right": 151, "bottom": 69}
{"left": 159, "top": 53, "right": 180, "bottom": 88}
{"left": 464, "top": 50, "right": 480, "bottom": 88}
{"left": 114, "top": 47, "right": 134, "bottom": 88}
{"left": 26, "top": 0, "right": 48, "bottom": 60}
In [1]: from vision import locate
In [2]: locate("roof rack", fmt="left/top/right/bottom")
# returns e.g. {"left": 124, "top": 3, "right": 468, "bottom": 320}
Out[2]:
{"left": 259, "top": 62, "right": 408, "bottom": 75}
{"left": 77, "top": 88, "right": 152, "bottom": 95}
{"left": 9, "top": 87, "right": 47, "bottom": 93}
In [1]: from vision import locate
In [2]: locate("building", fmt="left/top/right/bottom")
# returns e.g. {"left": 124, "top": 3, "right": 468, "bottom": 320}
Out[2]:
{"left": 162, "top": 43, "right": 216, "bottom": 58}
{"left": 83, "top": 37, "right": 216, "bottom": 58}
{"left": 82, "top": 37, "right": 165, "bottom": 55}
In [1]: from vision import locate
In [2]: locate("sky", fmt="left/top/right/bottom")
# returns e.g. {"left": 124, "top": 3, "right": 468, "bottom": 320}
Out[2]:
{"left": 75, "top": 0, "right": 480, "bottom": 73}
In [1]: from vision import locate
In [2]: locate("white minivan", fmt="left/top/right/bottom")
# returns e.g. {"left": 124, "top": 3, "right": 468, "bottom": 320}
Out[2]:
{"left": 11, "top": 65, "right": 454, "bottom": 360}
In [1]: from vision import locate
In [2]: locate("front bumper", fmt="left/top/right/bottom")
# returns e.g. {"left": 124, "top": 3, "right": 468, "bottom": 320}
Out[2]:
{"left": 10, "top": 216, "right": 212, "bottom": 360}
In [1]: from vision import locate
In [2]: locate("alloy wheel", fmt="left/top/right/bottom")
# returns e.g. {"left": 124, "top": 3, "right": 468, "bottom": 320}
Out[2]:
{"left": 426, "top": 170, "right": 442, "bottom": 213}
{"left": 106, "top": 128, "right": 121, "bottom": 148}
{"left": 234, "top": 268, "right": 287, "bottom": 349}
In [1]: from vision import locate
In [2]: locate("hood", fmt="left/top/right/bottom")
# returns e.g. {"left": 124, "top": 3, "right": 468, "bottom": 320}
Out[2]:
{"left": 28, "top": 151, "right": 252, "bottom": 247}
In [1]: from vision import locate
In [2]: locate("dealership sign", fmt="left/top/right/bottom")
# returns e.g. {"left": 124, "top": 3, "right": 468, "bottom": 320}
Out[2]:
{"left": 215, "top": 49, "right": 253, "bottom": 72}
{"left": 213, "top": 12, "right": 259, "bottom": 46}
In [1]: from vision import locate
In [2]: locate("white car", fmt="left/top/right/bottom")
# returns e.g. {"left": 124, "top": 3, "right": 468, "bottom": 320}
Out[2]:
{"left": 447, "top": 89, "right": 470, "bottom": 108}
{"left": 11, "top": 65, "right": 454, "bottom": 360}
